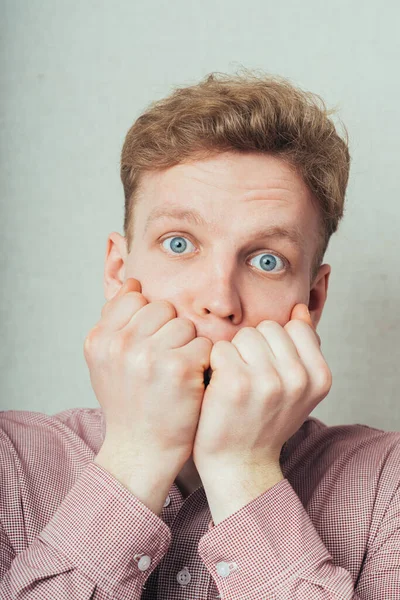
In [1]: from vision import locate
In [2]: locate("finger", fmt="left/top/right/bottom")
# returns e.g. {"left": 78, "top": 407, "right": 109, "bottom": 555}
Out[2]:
{"left": 290, "top": 303, "right": 321, "bottom": 347}
{"left": 209, "top": 339, "right": 244, "bottom": 373}
{"left": 174, "top": 335, "right": 213, "bottom": 375}
{"left": 101, "top": 291, "right": 149, "bottom": 331}
{"left": 230, "top": 326, "right": 275, "bottom": 368}
{"left": 110, "top": 277, "right": 142, "bottom": 302}
{"left": 256, "top": 321, "right": 300, "bottom": 362}
{"left": 101, "top": 278, "right": 142, "bottom": 319}
{"left": 152, "top": 316, "right": 197, "bottom": 349}
{"left": 116, "top": 277, "right": 142, "bottom": 297}
{"left": 290, "top": 303, "right": 313, "bottom": 326}
{"left": 284, "top": 319, "right": 330, "bottom": 395}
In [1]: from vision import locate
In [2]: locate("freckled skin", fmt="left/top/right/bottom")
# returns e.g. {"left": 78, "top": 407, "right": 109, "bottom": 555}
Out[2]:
{"left": 103, "top": 151, "right": 331, "bottom": 496}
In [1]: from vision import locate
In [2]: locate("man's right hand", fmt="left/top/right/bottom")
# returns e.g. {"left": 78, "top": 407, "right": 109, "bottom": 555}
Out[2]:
{"left": 83, "top": 278, "right": 212, "bottom": 513}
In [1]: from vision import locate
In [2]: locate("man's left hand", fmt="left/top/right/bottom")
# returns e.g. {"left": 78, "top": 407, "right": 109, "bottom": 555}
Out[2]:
{"left": 193, "top": 304, "right": 331, "bottom": 479}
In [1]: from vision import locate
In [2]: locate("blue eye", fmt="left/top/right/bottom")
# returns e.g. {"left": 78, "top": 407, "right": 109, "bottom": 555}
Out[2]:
{"left": 249, "top": 253, "right": 285, "bottom": 273}
{"left": 162, "top": 236, "right": 195, "bottom": 254}
{"left": 161, "top": 236, "right": 286, "bottom": 274}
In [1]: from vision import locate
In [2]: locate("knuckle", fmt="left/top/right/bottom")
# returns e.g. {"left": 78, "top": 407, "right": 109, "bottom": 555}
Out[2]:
{"left": 228, "top": 373, "right": 249, "bottom": 398}
{"left": 134, "top": 343, "right": 159, "bottom": 377}
{"left": 197, "top": 335, "right": 213, "bottom": 348}
{"left": 175, "top": 317, "right": 196, "bottom": 336}
{"left": 84, "top": 329, "right": 110, "bottom": 369}
{"left": 83, "top": 324, "right": 103, "bottom": 358}
{"left": 108, "top": 332, "right": 130, "bottom": 358}
{"left": 157, "top": 299, "right": 177, "bottom": 318}
{"left": 257, "top": 320, "right": 280, "bottom": 333}
{"left": 202, "top": 337, "right": 214, "bottom": 355}
{"left": 213, "top": 339, "right": 229, "bottom": 351}
{"left": 163, "top": 355, "right": 187, "bottom": 379}
{"left": 261, "top": 372, "right": 282, "bottom": 398}
{"left": 315, "top": 363, "right": 332, "bottom": 395}
{"left": 118, "top": 292, "right": 147, "bottom": 315}
{"left": 286, "top": 363, "right": 308, "bottom": 396}
{"left": 127, "top": 291, "right": 148, "bottom": 311}
{"left": 233, "top": 326, "right": 254, "bottom": 342}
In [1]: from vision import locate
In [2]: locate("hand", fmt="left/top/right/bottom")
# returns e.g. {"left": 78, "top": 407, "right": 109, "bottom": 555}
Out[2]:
{"left": 192, "top": 304, "right": 331, "bottom": 475}
{"left": 83, "top": 278, "right": 212, "bottom": 470}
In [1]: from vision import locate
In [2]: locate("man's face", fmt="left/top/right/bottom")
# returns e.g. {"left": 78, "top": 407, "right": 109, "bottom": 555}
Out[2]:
{"left": 105, "top": 151, "right": 330, "bottom": 355}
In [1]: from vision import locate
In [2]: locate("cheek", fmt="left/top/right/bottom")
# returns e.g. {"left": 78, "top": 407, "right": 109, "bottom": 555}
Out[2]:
{"left": 126, "top": 258, "right": 175, "bottom": 301}
{"left": 252, "top": 289, "right": 297, "bottom": 327}
{"left": 139, "top": 277, "right": 187, "bottom": 309}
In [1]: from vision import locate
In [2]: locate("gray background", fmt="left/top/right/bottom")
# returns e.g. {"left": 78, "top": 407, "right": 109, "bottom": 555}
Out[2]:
{"left": 1, "top": 1, "right": 399, "bottom": 431}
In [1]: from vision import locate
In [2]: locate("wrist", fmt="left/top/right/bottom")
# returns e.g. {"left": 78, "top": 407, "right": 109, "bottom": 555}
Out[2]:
{"left": 94, "top": 441, "right": 180, "bottom": 516}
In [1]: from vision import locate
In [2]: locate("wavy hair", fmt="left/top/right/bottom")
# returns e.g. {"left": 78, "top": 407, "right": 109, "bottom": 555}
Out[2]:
{"left": 120, "top": 69, "right": 350, "bottom": 281}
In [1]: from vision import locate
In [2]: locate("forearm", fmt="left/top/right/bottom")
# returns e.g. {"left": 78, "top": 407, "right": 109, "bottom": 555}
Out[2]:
{"left": 1, "top": 461, "right": 172, "bottom": 599}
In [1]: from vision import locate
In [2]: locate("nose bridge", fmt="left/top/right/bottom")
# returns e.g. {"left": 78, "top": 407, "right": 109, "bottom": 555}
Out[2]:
{"left": 203, "top": 241, "right": 238, "bottom": 291}
{"left": 193, "top": 246, "right": 242, "bottom": 321}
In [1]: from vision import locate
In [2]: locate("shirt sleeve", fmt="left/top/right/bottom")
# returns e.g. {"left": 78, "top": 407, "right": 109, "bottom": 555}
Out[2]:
{"left": 0, "top": 461, "right": 172, "bottom": 600}
{"left": 198, "top": 478, "right": 370, "bottom": 600}
{"left": 354, "top": 470, "right": 400, "bottom": 599}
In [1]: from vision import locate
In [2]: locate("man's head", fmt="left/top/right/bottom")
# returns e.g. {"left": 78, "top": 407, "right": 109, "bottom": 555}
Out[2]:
{"left": 104, "top": 70, "right": 350, "bottom": 344}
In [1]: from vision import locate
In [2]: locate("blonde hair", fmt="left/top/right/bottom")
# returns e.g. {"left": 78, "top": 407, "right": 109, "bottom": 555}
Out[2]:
{"left": 120, "top": 69, "right": 350, "bottom": 281}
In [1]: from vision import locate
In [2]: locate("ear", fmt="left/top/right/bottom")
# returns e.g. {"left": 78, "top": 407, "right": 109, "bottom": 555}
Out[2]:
{"left": 308, "top": 264, "right": 331, "bottom": 329}
{"left": 103, "top": 232, "right": 129, "bottom": 301}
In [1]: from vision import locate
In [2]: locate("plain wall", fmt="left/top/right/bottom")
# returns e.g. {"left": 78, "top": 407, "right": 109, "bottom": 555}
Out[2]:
{"left": 1, "top": 0, "right": 399, "bottom": 431}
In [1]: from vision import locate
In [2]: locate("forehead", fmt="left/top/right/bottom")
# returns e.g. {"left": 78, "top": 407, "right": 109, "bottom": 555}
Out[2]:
{"left": 135, "top": 152, "right": 320, "bottom": 250}
{"left": 141, "top": 151, "right": 309, "bottom": 196}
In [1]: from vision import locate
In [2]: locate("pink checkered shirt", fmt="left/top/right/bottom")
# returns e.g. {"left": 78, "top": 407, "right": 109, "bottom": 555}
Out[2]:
{"left": 0, "top": 408, "right": 399, "bottom": 599}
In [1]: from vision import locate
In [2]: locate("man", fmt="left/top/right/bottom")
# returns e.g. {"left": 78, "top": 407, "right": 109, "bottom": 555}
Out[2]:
{"left": 1, "top": 71, "right": 399, "bottom": 599}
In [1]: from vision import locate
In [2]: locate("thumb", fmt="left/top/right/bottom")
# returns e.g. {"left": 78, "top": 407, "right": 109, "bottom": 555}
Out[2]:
{"left": 113, "top": 277, "right": 142, "bottom": 299}
{"left": 290, "top": 303, "right": 312, "bottom": 325}
{"left": 290, "top": 304, "right": 321, "bottom": 346}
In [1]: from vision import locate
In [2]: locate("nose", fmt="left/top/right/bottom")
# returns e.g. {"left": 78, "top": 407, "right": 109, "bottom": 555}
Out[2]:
{"left": 192, "top": 273, "right": 243, "bottom": 330}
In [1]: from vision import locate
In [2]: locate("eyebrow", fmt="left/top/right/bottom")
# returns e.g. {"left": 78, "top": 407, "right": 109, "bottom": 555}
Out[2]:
{"left": 144, "top": 205, "right": 305, "bottom": 249}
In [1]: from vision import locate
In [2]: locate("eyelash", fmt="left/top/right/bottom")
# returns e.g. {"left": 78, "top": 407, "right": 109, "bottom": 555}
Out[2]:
{"left": 159, "top": 234, "right": 289, "bottom": 274}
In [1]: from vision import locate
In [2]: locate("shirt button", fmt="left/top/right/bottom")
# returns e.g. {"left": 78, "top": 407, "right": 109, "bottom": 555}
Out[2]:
{"left": 137, "top": 555, "right": 152, "bottom": 571}
{"left": 216, "top": 561, "right": 238, "bottom": 578}
{"left": 163, "top": 495, "right": 171, "bottom": 507}
{"left": 176, "top": 566, "right": 191, "bottom": 586}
